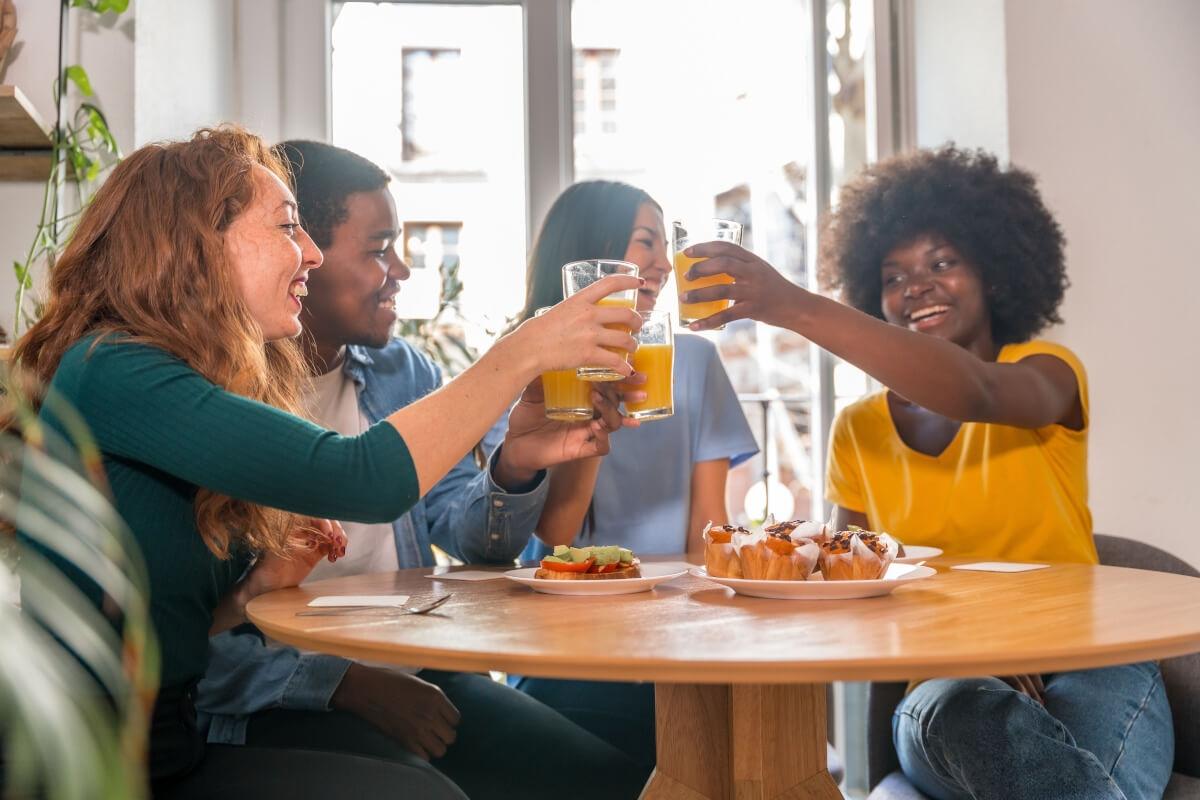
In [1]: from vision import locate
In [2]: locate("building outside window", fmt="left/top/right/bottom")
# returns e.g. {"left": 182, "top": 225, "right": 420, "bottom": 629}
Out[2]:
{"left": 401, "top": 48, "right": 465, "bottom": 163}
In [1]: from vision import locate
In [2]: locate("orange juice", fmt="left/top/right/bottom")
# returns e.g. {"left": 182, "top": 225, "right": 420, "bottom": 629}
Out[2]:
{"left": 626, "top": 342, "right": 674, "bottom": 420}
{"left": 578, "top": 296, "right": 637, "bottom": 381}
{"left": 674, "top": 251, "right": 733, "bottom": 324}
{"left": 542, "top": 369, "right": 593, "bottom": 421}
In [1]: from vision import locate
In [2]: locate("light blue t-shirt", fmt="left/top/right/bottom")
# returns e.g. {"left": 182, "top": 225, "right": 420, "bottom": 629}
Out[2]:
{"left": 519, "top": 333, "right": 758, "bottom": 558}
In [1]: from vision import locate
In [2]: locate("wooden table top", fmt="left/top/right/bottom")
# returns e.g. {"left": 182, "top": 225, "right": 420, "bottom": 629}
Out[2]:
{"left": 246, "top": 558, "right": 1200, "bottom": 684}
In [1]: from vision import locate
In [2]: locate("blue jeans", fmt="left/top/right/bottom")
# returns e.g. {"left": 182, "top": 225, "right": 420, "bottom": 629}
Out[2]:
{"left": 513, "top": 677, "right": 657, "bottom": 771}
{"left": 894, "top": 662, "right": 1174, "bottom": 800}
{"left": 239, "top": 671, "right": 648, "bottom": 800}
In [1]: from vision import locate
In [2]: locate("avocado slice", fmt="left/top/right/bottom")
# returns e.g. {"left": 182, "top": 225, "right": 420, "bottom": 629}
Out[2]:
{"left": 589, "top": 545, "right": 622, "bottom": 566}
{"left": 540, "top": 555, "right": 569, "bottom": 564}
{"left": 568, "top": 546, "right": 592, "bottom": 563}
{"left": 552, "top": 544, "right": 571, "bottom": 558}
{"left": 618, "top": 548, "right": 634, "bottom": 564}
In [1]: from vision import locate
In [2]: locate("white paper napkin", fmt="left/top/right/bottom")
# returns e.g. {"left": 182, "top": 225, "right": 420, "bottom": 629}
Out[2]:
{"left": 646, "top": 561, "right": 694, "bottom": 573}
{"left": 951, "top": 562, "right": 1049, "bottom": 573}
{"left": 307, "top": 595, "right": 411, "bottom": 607}
{"left": 425, "top": 570, "right": 506, "bottom": 581}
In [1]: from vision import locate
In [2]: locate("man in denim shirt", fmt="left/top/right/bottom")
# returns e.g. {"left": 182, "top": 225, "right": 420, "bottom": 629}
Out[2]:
{"left": 195, "top": 142, "right": 645, "bottom": 800}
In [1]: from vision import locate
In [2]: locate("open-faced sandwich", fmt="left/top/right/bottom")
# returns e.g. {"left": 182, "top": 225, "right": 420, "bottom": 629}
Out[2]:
{"left": 535, "top": 545, "right": 643, "bottom": 580}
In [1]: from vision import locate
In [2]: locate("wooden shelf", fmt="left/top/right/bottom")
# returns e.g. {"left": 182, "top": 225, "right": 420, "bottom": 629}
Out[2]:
{"left": 0, "top": 85, "right": 54, "bottom": 182}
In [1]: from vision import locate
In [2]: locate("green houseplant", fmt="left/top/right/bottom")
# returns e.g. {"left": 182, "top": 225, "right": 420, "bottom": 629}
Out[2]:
{"left": 2, "top": 3, "right": 153, "bottom": 798}
{"left": 1, "top": 376, "right": 158, "bottom": 799}
{"left": 10, "top": 0, "right": 127, "bottom": 340}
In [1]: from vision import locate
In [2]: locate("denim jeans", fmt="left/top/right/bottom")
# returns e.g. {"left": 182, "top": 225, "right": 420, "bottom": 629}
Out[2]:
{"left": 893, "top": 662, "right": 1174, "bottom": 800}
{"left": 230, "top": 671, "right": 648, "bottom": 800}
{"left": 422, "top": 671, "right": 650, "bottom": 799}
{"left": 513, "top": 677, "right": 658, "bottom": 771}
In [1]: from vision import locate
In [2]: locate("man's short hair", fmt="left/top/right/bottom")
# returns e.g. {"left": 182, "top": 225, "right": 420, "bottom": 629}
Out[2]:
{"left": 277, "top": 140, "right": 390, "bottom": 248}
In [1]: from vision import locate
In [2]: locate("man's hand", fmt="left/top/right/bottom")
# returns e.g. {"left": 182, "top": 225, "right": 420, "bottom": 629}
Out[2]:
{"left": 331, "top": 664, "right": 461, "bottom": 760}
{"left": 492, "top": 377, "right": 639, "bottom": 490}
{"left": 998, "top": 674, "right": 1045, "bottom": 704}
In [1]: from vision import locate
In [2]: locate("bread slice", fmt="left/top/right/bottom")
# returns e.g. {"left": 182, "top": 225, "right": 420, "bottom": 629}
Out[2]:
{"left": 534, "top": 561, "right": 643, "bottom": 580}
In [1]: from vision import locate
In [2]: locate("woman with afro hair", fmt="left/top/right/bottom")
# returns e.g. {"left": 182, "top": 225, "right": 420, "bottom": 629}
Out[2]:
{"left": 685, "top": 146, "right": 1173, "bottom": 800}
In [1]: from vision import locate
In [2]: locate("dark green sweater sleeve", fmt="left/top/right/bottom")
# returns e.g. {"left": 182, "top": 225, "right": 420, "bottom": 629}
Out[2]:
{"left": 56, "top": 339, "right": 419, "bottom": 523}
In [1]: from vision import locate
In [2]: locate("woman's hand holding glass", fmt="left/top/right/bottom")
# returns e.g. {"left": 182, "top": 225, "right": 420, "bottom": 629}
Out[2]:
{"left": 516, "top": 273, "right": 643, "bottom": 377}
{"left": 679, "top": 242, "right": 808, "bottom": 331}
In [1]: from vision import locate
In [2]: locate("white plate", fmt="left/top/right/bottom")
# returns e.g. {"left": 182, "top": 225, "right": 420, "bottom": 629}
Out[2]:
{"left": 895, "top": 545, "right": 943, "bottom": 564}
{"left": 504, "top": 563, "right": 690, "bottom": 596}
{"left": 691, "top": 563, "right": 938, "bottom": 600}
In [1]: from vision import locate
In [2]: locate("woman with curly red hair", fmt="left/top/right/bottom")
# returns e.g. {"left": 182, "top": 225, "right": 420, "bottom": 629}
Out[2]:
{"left": 15, "top": 126, "right": 642, "bottom": 798}
{"left": 685, "top": 146, "right": 1173, "bottom": 800}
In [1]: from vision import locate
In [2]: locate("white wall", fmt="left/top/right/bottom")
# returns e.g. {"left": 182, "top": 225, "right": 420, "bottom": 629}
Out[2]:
{"left": 135, "top": 0, "right": 327, "bottom": 147}
{"left": 134, "top": 0, "right": 236, "bottom": 145}
{"left": 0, "top": 0, "right": 329, "bottom": 333}
{"left": 1004, "top": 0, "right": 1200, "bottom": 567}
{"left": 0, "top": 0, "right": 134, "bottom": 337}
{"left": 912, "top": 0, "right": 1009, "bottom": 156}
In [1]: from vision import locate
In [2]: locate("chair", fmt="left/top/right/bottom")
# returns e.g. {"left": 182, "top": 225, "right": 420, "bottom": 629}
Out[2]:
{"left": 866, "top": 534, "right": 1200, "bottom": 799}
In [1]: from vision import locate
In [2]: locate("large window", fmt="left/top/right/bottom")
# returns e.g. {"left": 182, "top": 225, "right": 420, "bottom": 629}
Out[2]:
{"left": 332, "top": 3, "right": 527, "bottom": 347}
{"left": 331, "top": 1, "right": 884, "bottom": 794}
{"left": 332, "top": 0, "right": 879, "bottom": 525}
{"left": 571, "top": 0, "right": 819, "bottom": 525}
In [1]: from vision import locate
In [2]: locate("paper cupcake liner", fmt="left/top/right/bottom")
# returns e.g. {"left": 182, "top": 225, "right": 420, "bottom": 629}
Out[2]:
{"left": 704, "top": 541, "right": 744, "bottom": 578}
{"left": 738, "top": 539, "right": 819, "bottom": 581}
{"left": 818, "top": 533, "right": 899, "bottom": 581}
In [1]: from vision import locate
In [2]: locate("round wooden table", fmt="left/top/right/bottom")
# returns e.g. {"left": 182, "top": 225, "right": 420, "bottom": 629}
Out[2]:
{"left": 247, "top": 558, "right": 1200, "bottom": 800}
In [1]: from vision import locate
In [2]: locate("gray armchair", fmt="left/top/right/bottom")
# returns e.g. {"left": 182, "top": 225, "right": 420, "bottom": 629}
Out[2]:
{"left": 866, "top": 534, "right": 1200, "bottom": 799}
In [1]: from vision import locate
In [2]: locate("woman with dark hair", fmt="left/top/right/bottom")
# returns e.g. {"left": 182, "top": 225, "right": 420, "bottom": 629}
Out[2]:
{"left": 506, "top": 180, "right": 757, "bottom": 770}
{"left": 514, "top": 180, "right": 757, "bottom": 555}
{"left": 683, "top": 145, "right": 1173, "bottom": 800}
{"left": 15, "top": 126, "right": 642, "bottom": 798}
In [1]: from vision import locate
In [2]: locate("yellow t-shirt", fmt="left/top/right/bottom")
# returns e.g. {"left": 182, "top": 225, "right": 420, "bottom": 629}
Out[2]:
{"left": 825, "top": 340, "right": 1097, "bottom": 565}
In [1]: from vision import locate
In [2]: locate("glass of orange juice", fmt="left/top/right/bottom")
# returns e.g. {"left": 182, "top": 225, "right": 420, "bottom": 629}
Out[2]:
{"left": 672, "top": 218, "right": 743, "bottom": 325}
{"left": 625, "top": 312, "right": 674, "bottom": 421}
{"left": 534, "top": 307, "right": 594, "bottom": 421}
{"left": 561, "top": 259, "right": 639, "bottom": 382}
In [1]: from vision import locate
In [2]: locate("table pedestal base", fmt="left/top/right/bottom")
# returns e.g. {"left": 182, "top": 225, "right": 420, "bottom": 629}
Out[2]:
{"left": 641, "top": 682, "right": 840, "bottom": 800}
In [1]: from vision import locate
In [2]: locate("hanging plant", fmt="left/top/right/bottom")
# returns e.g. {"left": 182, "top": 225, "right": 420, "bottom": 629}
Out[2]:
{"left": 9, "top": 0, "right": 127, "bottom": 340}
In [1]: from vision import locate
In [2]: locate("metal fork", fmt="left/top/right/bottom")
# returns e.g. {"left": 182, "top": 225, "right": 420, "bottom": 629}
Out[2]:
{"left": 295, "top": 594, "right": 452, "bottom": 618}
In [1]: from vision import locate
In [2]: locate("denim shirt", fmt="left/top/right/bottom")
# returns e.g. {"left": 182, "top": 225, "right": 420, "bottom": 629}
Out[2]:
{"left": 196, "top": 339, "right": 549, "bottom": 745}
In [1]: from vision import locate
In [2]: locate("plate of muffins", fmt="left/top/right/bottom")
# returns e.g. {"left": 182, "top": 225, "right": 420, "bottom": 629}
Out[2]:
{"left": 693, "top": 520, "right": 937, "bottom": 600}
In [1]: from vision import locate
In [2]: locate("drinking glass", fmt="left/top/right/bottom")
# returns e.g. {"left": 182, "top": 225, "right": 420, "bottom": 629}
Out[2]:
{"left": 672, "top": 218, "right": 742, "bottom": 325}
{"left": 625, "top": 311, "right": 674, "bottom": 421}
{"left": 534, "top": 307, "right": 594, "bottom": 421}
{"left": 561, "top": 259, "right": 639, "bottom": 381}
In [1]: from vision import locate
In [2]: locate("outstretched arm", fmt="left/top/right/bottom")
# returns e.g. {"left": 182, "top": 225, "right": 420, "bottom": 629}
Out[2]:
{"left": 683, "top": 243, "right": 1081, "bottom": 429}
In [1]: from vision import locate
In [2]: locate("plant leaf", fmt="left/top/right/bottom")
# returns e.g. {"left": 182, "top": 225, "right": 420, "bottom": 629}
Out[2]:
{"left": 64, "top": 66, "right": 94, "bottom": 97}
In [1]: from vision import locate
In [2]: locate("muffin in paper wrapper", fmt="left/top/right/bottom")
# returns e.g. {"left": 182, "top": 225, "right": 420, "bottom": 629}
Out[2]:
{"left": 703, "top": 522, "right": 746, "bottom": 578}
{"left": 765, "top": 518, "right": 830, "bottom": 544}
{"left": 735, "top": 530, "right": 820, "bottom": 581}
{"left": 817, "top": 529, "right": 899, "bottom": 580}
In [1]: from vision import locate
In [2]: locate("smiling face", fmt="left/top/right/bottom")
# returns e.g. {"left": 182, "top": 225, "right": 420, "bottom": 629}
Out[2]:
{"left": 224, "top": 165, "right": 323, "bottom": 341}
{"left": 621, "top": 202, "right": 670, "bottom": 313}
{"left": 880, "top": 233, "right": 993, "bottom": 354}
{"left": 300, "top": 187, "right": 410, "bottom": 352}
